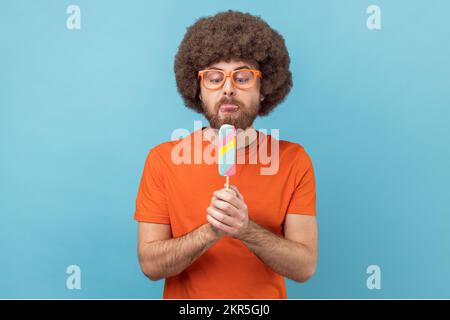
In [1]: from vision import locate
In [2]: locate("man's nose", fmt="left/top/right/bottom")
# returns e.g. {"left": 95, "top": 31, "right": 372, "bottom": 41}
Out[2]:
{"left": 221, "top": 76, "right": 236, "bottom": 97}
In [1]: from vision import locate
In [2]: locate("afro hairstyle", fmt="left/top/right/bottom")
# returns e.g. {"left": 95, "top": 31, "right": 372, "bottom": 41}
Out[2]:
{"left": 174, "top": 10, "right": 293, "bottom": 116}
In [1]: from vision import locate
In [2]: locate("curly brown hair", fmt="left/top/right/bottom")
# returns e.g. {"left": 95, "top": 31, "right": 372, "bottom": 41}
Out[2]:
{"left": 174, "top": 10, "right": 292, "bottom": 116}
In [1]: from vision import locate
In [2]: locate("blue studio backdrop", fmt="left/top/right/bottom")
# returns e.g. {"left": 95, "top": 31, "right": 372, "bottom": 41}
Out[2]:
{"left": 1, "top": 0, "right": 449, "bottom": 298}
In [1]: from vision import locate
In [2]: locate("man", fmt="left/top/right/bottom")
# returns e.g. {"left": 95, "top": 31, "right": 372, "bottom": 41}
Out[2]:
{"left": 134, "top": 10, "right": 317, "bottom": 299}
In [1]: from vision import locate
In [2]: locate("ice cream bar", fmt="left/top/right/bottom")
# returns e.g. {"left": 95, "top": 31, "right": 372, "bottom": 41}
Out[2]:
{"left": 218, "top": 124, "right": 236, "bottom": 188}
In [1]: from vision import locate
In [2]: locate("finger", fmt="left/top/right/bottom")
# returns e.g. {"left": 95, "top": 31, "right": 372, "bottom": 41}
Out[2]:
{"left": 213, "top": 190, "right": 244, "bottom": 210}
{"left": 211, "top": 196, "right": 233, "bottom": 211}
{"left": 207, "top": 213, "right": 236, "bottom": 235}
{"left": 211, "top": 197, "right": 240, "bottom": 216}
{"left": 207, "top": 206, "right": 240, "bottom": 228}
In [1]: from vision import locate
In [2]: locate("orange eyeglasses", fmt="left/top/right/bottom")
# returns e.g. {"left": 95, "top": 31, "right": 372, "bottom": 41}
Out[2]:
{"left": 198, "top": 69, "right": 262, "bottom": 90}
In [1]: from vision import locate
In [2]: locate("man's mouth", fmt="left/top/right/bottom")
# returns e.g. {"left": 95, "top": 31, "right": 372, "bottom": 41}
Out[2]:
{"left": 219, "top": 104, "right": 240, "bottom": 113}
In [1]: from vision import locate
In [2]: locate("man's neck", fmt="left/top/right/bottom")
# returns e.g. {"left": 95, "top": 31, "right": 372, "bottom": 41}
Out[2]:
{"left": 203, "top": 125, "right": 258, "bottom": 149}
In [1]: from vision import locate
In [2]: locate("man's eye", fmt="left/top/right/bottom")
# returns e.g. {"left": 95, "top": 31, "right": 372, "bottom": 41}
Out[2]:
{"left": 236, "top": 77, "right": 249, "bottom": 83}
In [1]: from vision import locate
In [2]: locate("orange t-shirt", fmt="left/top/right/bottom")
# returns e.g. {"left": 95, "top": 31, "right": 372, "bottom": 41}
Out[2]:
{"left": 134, "top": 127, "right": 316, "bottom": 299}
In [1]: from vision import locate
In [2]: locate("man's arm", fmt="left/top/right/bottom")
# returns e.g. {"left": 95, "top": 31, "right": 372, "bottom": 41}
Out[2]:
{"left": 239, "top": 214, "right": 318, "bottom": 283}
{"left": 207, "top": 186, "right": 318, "bottom": 283}
{"left": 137, "top": 222, "right": 220, "bottom": 281}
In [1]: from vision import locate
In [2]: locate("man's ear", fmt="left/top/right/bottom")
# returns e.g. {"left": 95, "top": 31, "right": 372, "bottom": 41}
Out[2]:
{"left": 199, "top": 93, "right": 203, "bottom": 101}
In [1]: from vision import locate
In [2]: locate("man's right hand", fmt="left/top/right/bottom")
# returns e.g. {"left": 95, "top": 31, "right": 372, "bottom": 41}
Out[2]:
{"left": 206, "top": 186, "right": 239, "bottom": 239}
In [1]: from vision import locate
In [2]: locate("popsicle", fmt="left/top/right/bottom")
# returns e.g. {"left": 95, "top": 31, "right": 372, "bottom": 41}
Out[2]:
{"left": 218, "top": 124, "right": 237, "bottom": 189}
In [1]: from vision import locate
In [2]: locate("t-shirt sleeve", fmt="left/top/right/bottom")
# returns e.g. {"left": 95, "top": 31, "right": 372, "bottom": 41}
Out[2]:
{"left": 286, "top": 148, "right": 317, "bottom": 216}
{"left": 134, "top": 148, "right": 170, "bottom": 224}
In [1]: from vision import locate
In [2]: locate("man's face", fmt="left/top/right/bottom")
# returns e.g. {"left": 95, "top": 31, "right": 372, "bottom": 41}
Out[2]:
{"left": 199, "top": 60, "right": 264, "bottom": 130}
